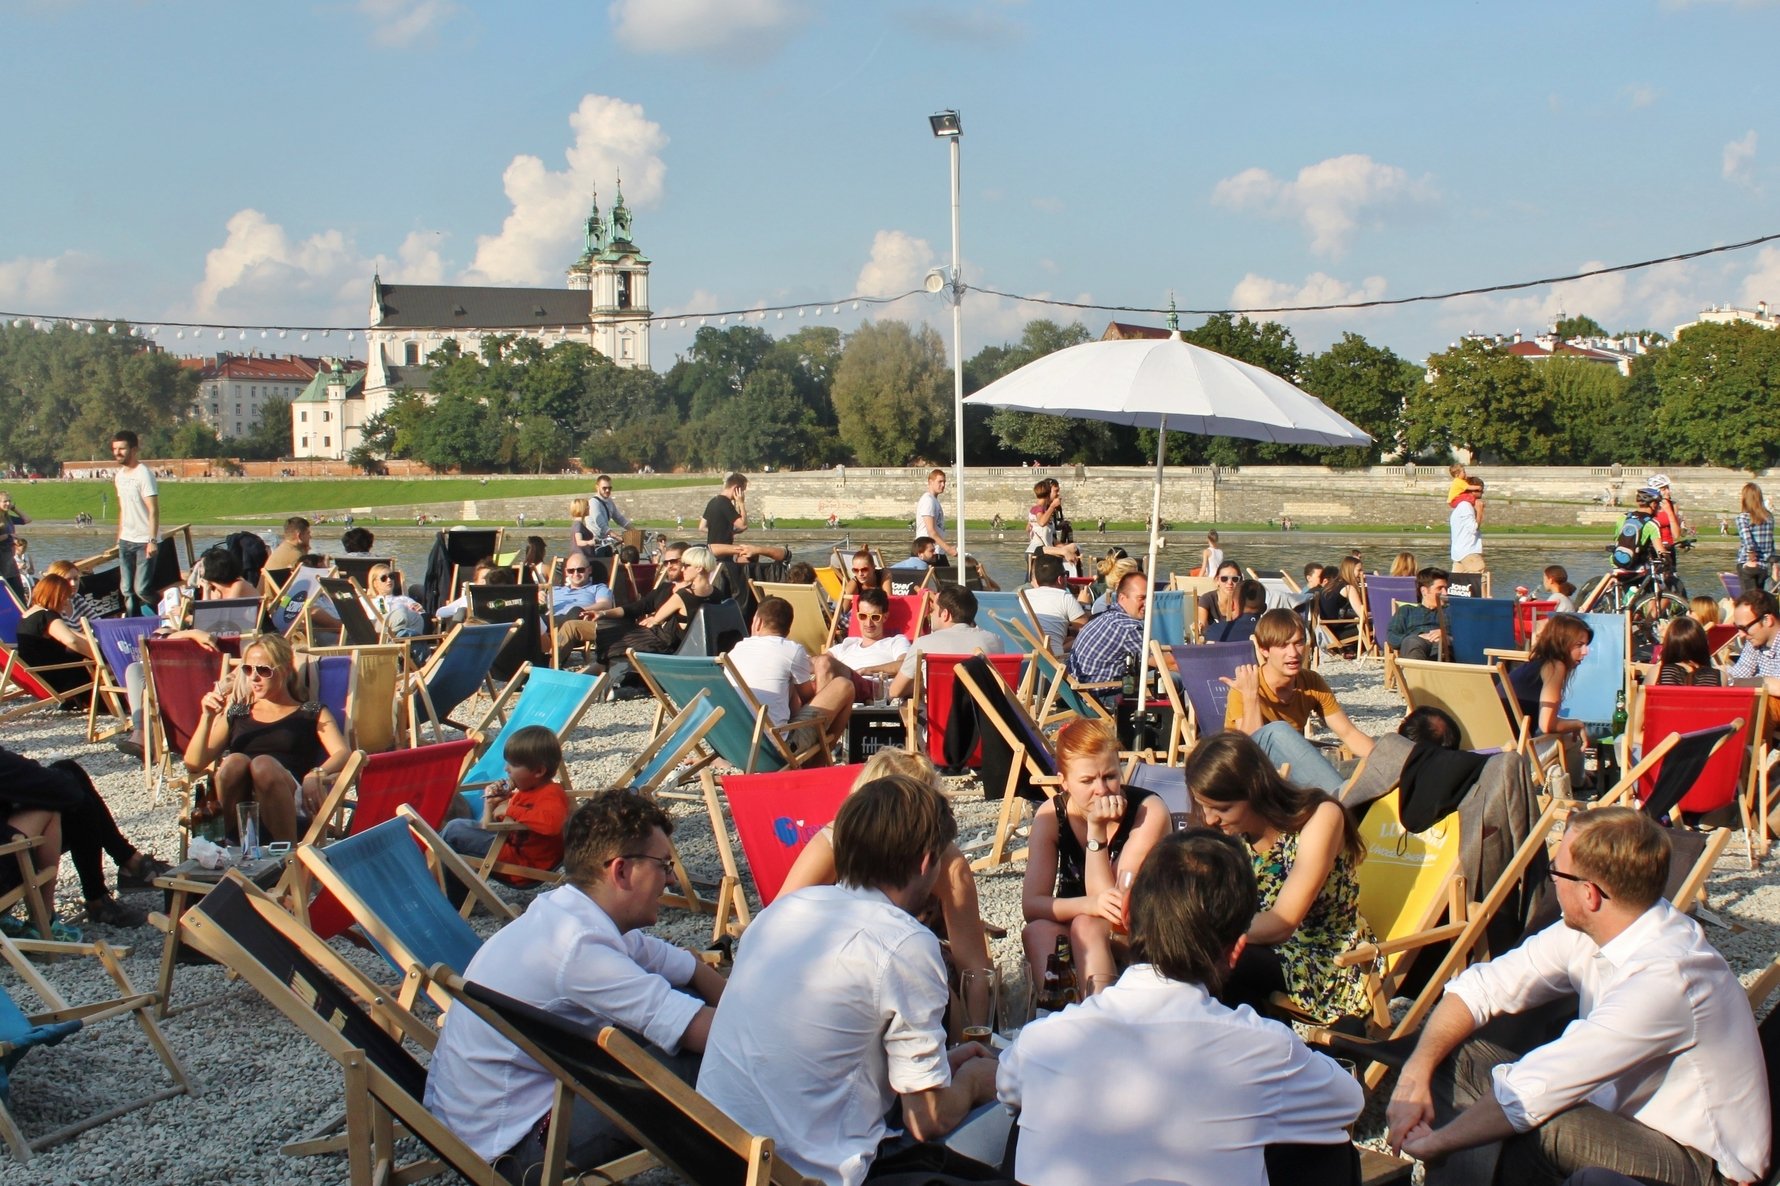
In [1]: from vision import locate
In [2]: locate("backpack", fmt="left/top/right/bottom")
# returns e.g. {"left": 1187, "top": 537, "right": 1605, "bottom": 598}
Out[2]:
{"left": 1612, "top": 512, "right": 1652, "bottom": 568}
{"left": 224, "top": 530, "right": 270, "bottom": 585}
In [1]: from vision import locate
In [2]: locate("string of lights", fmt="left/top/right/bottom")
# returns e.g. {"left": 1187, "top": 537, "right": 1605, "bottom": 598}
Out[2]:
{"left": 1, "top": 229, "right": 1774, "bottom": 339}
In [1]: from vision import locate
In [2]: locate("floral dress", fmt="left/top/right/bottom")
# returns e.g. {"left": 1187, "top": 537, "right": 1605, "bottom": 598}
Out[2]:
{"left": 1251, "top": 830, "right": 1373, "bottom": 1023}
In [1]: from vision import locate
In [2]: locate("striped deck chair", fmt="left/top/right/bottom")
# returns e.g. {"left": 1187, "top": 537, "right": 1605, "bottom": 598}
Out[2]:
{"left": 701, "top": 764, "right": 862, "bottom": 939}
{"left": 403, "top": 621, "right": 519, "bottom": 744}
{"left": 82, "top": 616, "right": 158, "bottom": 742}
{"left": 305, "top": 643, "right": 405, "bottom": 754}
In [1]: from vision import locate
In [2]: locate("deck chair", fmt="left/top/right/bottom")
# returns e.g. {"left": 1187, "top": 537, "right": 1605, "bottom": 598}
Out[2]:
{"left": 293, "top": 809, "right": 513, "bottom": 1013}
{"left": 436, "top": 527, "right": 505, "bottom": 604}
{"left": 275, "top": 563, "right": 334, "bottom": 638}
{"left": 702, "top": 764, "right": 862, "bottom": 938}
{"left": 672, "top": 598, "right": 748, "bottom": 658}
{"left": 298, "top": 653, "right": 353, "bottom": 727}
{"left": 188, "top": 595, "right": 265, "bottom": 638}
{"left": 1122, "top": 760, "right": 1195, "bottom": 831}
{"left": 1363, "top": 576, "right": 1417, "bottom": 660}
{"left": 140, "top": 636, "right": 225, "bottom": 806}
{"left": 181, "top": 875, "right": 636, "bottom": 1186}
{"left": 0, "top": 585, "right": 21, "bottom": 646}
{"left": 0, "top": 637, "right": 95, "bottom": 724}
{"left": 0, "top": 931, "right": 194, "bottom": 1162}
{"left": 466, "top": 583, "right": 550, "bottom": 680}
{"left": 1152, "top": 641, "right": 1252, "bottom": 762}
{"left": 1514, "top": 599, "right": 1560, "bottom": 647}
{"left": 630, "top": 652, "right": 827, "bottom": 775}
{"left": 747, "top": 581, "right": 831, "bottom": 655}
{"left": 429, "top": 968, "right": 814, "bottom": 1186}
{"left": 1721, "top": 572, "right": 1744, "bottom": 600}
{"left": 1606, "top": 685, "right": 1766, "bottom": 864}
{"left": 1443, "top": 597, "right": 1518, "bottom": 665}
{"left": 332, "top": 556, "right": 392, "bottom": 591}
{"left": 304, "top": 643, "right": 405, "bottom": 753}
{"left": 1559, "top": 612, "right": 1631, "bottom": 730}
{"left": 1027, "top": 644, "right": 1117, "bottom": 730}
{"left": 1395, "top": 659, "right": 1530, "bottom": 753}
{"left": 1146, "top": 589, "right": 1190, "bottom": 649}
{"left": 293, "top": 739, "right": 479, "bottom": 942}
{"left": 909, "top": 650, "right": 1026, "bottom": 770}
{"left": 608, "top": 692, "right": 732, "bottom": 914}
{"left": 954, "top": 654, "right": 1062, "bottom": 871}
{"left": 81, "top": 616, "right": 157, "bottom": 742}
{"left": 827, "top": 591, "right": 927, "bottom": 646}
{"left": 402, "top": 621, "right": 518, "bottom": 744}
{"left": 315, "top": 577, "right": 383, "bottom": 647}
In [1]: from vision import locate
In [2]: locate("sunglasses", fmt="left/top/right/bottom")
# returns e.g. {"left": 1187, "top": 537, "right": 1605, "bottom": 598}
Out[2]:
{"left": 1549, "top": 868, "right": 1610, "bottom": 899}
{"left": 374, "top": 574, "right": 394, "bottom": 583}
{"left": 1736, "top": 617, "right": 1768, "bottom": 635}
{"left": 565, "top": 568, "right": 590, "bottom": 575}
{"left": 243, "top": 664, "right": 277, "bottom": 680}
{"left": 1218, "top": 576, "right": 1240, "bottom": 583}
{"left": 856, "top": 612, "right": 886, "bottom": 622}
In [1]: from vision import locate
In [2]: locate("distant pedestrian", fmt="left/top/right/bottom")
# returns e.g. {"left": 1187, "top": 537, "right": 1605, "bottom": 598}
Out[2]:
{"left": 109, "top": 430, "right": 160, "bottom": 616}
{"left": 914, "top": 468, "right": 955, "bottom": 563}
{"left": 0, "top": 489, "right": 31, "bottom": 599}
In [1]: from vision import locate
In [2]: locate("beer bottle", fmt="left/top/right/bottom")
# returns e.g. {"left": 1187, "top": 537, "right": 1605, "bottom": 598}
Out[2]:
{"left": 1037, "top": 952, "right": 1064, "bottom": 1012}
{"left": 1610, "top": 689, "right": 1628, "bottom": 738}
{"left": 1121, "top": 653, "right": 1137, "bottom": 701}
{"left": 1054, "top": 937, "right": 1078, "bottom": 1005}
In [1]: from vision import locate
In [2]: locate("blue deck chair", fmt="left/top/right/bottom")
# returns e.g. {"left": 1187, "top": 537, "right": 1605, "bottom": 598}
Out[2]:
{"left": 303, "top": 653, "right": 352, "bottom": 728}
{"left": 1721, "top": 572, "right": 1743, "bottom": 600}
{"left": 1027, "top": 644, "right": 1115, "bottom": 730}
{"left": 82, "top": 616, "right": 159, "bottom": 742}
{"left": 0, "top": 585, "right": 25, "bottom": 647}
{"left": 402, "top": 621, "right": 518, "bottom": 743}
{"left": 606, "top": 692, "right": 731, "bottom": 914}
{"left": 1560, "top": 612, "right": 1630, "bottom": 729}
{"left": 1122, "top": 761, "right": 1194, "bottom": 831}
{"left": 456, "top": 665, "right": 605, "bottom": 829}
{"left": 973, "top": 592, "right": 1035, "bottom": 653}
{"left": 1443, "top": 597, "right": 1518, "bottom": 665}
{"left": 1147, "top": 590, "right": 1189, "bottom": 648}
{"left": 629, "top": 652, "right": 822, "bottom": 775}
{"left": 0, "top": 931, "right": 192, "bottom": 1161}
{"left": 1156, "top": 641, "right": 1254, "bottom": 759}
{"left": 293, "top": 808, "right": 511, "bottom": 1013}
{"left": 1364, "top": 576, "right": 1418, "bottom": 659}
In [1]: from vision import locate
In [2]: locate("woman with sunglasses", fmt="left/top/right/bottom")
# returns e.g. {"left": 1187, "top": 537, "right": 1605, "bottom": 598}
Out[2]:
{"left": 186, "top": 633, "right": 350, "bottom": 843}
{"left": 1195, "top": 560, "right": 1244, "bottom": 641}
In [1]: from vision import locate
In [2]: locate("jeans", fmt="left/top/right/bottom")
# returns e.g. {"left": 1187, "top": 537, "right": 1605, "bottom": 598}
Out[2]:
{"left": 495, "top": 1046, "right": 699, "bottom": 1185}
{"left": 441, "top": 818, "right": 500, "bottom": 858}
{"left": 118, "top": 540, "right": 154, "bottom": 617}
{"left": 1425, "top": 1036, "right": 1721, "bottom": 1186}
{"left": 1251, "top": 720, "right": 1346, "bottom": 793}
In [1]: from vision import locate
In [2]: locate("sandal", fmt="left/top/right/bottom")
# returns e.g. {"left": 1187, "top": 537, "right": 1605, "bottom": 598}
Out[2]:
{"left": 118, "top": 853, "right": 173, "bottom": 890}
{"left": 84, "top": 897, "right": 148, "bottom": 928}
{"left": 49, "top": 915, "right": 84, "bottom": 942}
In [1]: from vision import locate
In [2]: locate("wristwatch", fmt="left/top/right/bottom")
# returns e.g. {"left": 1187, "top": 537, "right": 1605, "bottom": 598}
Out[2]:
{"left": 1085, "top": 838, "right": 1106, "bottom": 853}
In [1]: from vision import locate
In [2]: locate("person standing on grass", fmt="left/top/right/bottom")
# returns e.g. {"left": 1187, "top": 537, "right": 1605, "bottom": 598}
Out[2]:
{"left": 110, "top": 430, "right": 159, "bottom": 616}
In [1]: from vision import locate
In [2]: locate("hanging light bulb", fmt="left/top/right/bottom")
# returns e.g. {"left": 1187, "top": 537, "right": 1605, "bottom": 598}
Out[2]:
{"left": 175, "top": 329, "right": 185, "bottom": 339}
{"left": 300, "top": 332, "right": 310, "bottom": 342}
{"left": 150, "top": 327, "right": 160, "bottom": 336}
{"left": 87, "top": 324, "right": 97, "bottom": 334}
{"left": 278, "top": 329, "right": 287, "bottom": 339}
{"left": 322, "top": 330, "right": 330, "bottom": 338}
{"left": 832, "top": 305, "right": 841, "bottom": 314}
{"left": 815, "top": 307, "right": 824, "bottom": 317}
{"left": 260, "top": 330, "right": 268, "bottom": 338}
{"left": 347, "top": 331, "right": 355, "bottom": 341}
{"left": 775, "top": 311, "right": 784, "bottom": 320}
{"left": 718, "top": 317, "right": 727, "bottom": 325}
{"left": 851, "top": 302, "right": 859, "bottom": 311}
{"left": 238, "top": 330, "right": 248, "bottom": 341}
{"left": 678, "top": 319, "right": 686, "bottom": 328}
{"left": 797, "top": 308, "right": 805, "bottom": 317}
{"left": 216, "top": 330, "right": 225, "bottom": 339}
{"left": 107, "top": 324, "right": 117, "bottom": 334}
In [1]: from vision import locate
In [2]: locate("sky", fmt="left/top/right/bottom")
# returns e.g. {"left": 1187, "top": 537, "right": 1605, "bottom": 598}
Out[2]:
{"left": 3, "top": 0, "right": 1778, "bottom": 372}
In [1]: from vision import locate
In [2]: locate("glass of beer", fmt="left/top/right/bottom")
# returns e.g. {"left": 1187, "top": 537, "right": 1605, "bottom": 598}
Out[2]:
{"left": 957, "top": 968, "right": 999, "bottom": 1046}
{"left": 1113, "top": 868, "right": 1136, "bottom": 934}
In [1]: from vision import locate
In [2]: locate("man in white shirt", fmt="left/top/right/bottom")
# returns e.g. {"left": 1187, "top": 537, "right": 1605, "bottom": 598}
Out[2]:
{"left": 425, "top": 791, "right": 725, "bottom": 1184}
{"left": 1024, "top": 553, "right": 1085, "bottom": 655}
{"left": 110, "top": 429, "right": 160, "bottom": 616}
{"left": 999, "top": 828, "right": 1362, "bottom": 1186}
{"left": 817, "top": 587, "right": 911, "bottom": 700}
{"left": 915, "top": 468, "right": 955, "bottom": 560}
{"left": 887, "top": 584, "right": 1004, "bottom": 702}
{"left": 1388, "top": 807, "right": 1769, "bottom": 1186}
{"left": 1450, "top": 481, "right": 1485, "bottom": 574}
{"left": 726, "top": 596, "right": 852, "bottom": 758}
{"left": 698, "top": 773, "right": 1000, "bottom": 1185}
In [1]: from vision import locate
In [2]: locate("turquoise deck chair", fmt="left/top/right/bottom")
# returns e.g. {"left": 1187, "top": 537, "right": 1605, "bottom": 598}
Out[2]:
{"left": 404, "top": 621, "right": 518, "bottom": 742}
{"left": 630, "top": 652, "right": 815, "bottom": 775}
{"left": 458, "top": 665, "right": 604, "bottom": 816}
{"left": 1147, "top": 590, "right": 1189, "bottom": 647}
{"left": 1028, "top": 645, "right": 1114, "bottom": 729}
{"left": 294, "top": 809, "right": 507, "bottom": 1012}
{"left": 973, "top": 592, "right": 1034, "bottom": 653}
{"left": 1561, "top": 612, "right": 1629, "bottom": 729}
{"left": 1443, "top": 597, "right": 1517, "bottom": 664}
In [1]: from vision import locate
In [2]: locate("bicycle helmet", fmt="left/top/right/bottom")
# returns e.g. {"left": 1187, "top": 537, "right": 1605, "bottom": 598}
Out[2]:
{"left": 1635, "top": 487, "right": 1661, "bottom": 506}
{"left": 1649, "top": 473, "right": 1671, "bottom": 490}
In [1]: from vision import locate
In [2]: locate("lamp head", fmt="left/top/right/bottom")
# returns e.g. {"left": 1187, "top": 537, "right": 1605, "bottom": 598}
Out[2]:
{"left": 924, "top": 268, "right": 949, "bottom": 294}
{"left": 929, "top": 109, "right": 962, "bottom": 138}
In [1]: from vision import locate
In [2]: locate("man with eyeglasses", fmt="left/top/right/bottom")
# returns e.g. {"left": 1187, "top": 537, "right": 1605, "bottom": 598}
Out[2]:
{"left": 818, "top": 587, "right": 912, "bottom": 700}
{"left": 1068, "top": 570, "right": 1149, "bottom": 694}
{"left": 1728, "top": 589, "right": 1780, "bottom": 697}
{"left": 427, "top": 791, "right": 725, "bottom": 1184}
{"left": 1388, "top": 807, "right": 1767, "bottom": 1186}
{"left": 548, "top": 555, "right": 616, "bottom": 664}
{"left": 554, "top": 543, "right": 684, "bottom": 668}
{"left": 590, "top": 475, "right": 632, "bottom": 552}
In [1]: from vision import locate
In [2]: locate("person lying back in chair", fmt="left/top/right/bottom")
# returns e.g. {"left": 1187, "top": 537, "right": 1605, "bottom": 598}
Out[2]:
{"left": 426, "top": 790, "right": 726, "bottom": 1186}
{"left": 1386, "top": 567, "right": 1451, "bottom": 662}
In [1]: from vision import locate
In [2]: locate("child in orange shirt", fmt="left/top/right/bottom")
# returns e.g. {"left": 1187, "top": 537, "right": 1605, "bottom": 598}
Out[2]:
{"left": 1446, "top": 463, "right": 1471, "bottom": 507}
{"left": 441, "top": 725, "right": 570, "bottom": 883}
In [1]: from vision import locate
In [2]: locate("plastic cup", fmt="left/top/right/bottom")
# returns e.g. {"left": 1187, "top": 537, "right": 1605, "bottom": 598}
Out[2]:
{"left": 237, "top": 802, "right": 260, "bottom": 860}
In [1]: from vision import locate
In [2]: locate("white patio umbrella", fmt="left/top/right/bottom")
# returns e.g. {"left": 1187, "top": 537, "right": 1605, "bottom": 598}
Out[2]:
{"left": 968, "top": 331, "right": 1372, "bottom": 704}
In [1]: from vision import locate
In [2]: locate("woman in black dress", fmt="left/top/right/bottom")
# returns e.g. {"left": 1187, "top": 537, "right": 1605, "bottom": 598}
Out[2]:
{"left": 14, "top": 574, "right": 98, "bottom": 707}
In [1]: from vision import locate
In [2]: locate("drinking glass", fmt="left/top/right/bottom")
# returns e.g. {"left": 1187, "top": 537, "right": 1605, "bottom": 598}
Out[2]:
{"left": 1114, "top": 868, "right": 1136, "bottom": 934}
{"left": 997, "top": 960, "right": 1034, "bottom": 1036}
{"left": 237, "top": 802, "right": 260, "bottom": 861}
{"left": 957, "top": 968, "right": 999, "bottom": 1047}
{"left": 1086, "top": 972, "right": 1118, "bottom": 996}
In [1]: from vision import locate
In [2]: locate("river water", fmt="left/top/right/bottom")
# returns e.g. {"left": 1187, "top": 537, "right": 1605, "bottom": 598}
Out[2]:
{"left": 22, "top": 523, "right": 1744, "bottom": 603}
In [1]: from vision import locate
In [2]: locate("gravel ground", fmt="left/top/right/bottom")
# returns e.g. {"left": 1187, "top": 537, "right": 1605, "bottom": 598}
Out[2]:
{"left": 2, "top": 655, "right": 1776, "bottom": 1185}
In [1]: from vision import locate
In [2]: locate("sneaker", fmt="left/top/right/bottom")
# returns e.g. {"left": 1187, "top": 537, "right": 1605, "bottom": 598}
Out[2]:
{"left": 113, "top": 733, "right": 145, "bottom": 759}
{"left": 48, "top": 915, "right": 83, "bottom": 942}
{"left": 118, "top": 853, "right": 173, "bottom": 890}
{"left": 0, "top": 914, "right": 29, "bottom": 939}
{"left": 84, "top": 897, "right": 148, "bottom": 928}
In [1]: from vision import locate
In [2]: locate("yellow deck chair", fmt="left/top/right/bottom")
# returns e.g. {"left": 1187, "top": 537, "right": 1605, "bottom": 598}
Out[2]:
{"left": 748, "top": 580, "right": 833, "bottom": 655}
{"left": 1394, "top": 659, "right": 1524, "bottom": 752}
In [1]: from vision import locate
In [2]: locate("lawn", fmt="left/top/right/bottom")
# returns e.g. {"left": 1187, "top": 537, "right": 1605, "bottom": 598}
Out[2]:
{"left": 4, "top": 476, "right": 709, "bottom": 525}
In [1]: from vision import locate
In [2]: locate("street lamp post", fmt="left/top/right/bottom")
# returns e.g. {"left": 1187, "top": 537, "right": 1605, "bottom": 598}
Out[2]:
{"left": 929, "top": 109, "right": 966, "bottom": 569}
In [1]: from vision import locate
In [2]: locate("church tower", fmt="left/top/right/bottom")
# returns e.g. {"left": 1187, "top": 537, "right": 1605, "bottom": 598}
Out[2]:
{"left": 586, "top": 176, "right": 651, "bottom": 369}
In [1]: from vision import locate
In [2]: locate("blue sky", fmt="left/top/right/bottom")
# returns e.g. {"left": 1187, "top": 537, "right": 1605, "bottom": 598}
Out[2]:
{"left": 3, "top": 0, "right": 1777, "bottom": 370}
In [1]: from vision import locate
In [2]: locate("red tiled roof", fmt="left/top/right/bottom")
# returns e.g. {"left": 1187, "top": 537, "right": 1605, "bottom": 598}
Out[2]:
{"left": 1505, "top": 341, "right": 1549, "bottom": 357}
{"left": 184, "top": 353, "right": 363, "bottom": 382}
{"left": 1102, "top": 321, "right": 1171, "bottom": 340}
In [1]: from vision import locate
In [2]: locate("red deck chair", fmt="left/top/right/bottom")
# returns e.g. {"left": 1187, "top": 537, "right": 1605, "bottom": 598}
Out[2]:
{"left": 292, "top": 738, "right": 479, "bottom": 940}
{"left": 1633, "top": 684, "right": 1765, "bottom": 858}
{"left": 1513, "top": 599, "right": 1559, "bottom": 647}
{"left": 142, "top": 637, "right": 225, "bottom": 808}
{"left": 831, "top": 591, "right": 929, "bottom": 645}
{"left": 0, "top": 640, "right": 94, "bottom": 722}
{"left": 918, "top": 651, "right": 1025, "bottom": 769}
{"left": 706, "top": 763, "right": 862, "bottom": 937}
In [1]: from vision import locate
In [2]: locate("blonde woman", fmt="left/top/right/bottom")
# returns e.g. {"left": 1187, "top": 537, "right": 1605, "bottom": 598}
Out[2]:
{"left": 1315, "top": 556, "right": 1368, "bottom": 657}
{"left": 1389, "top": 551, "right": 1417, "bottom": 577}
{"left": 569, "top": 496, "right": 598, "bottom": 560}
{"left": 185, "top": 633, "right": 350, "bottom": 843}
{"left": 585, "top": 543, "right": 718, "bottom": 658}
{"left": 780, "top": 749, "right": 991, "bottom": 976}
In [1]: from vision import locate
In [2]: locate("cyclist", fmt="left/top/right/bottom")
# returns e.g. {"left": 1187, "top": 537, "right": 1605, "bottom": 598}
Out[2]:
{"left": 1610, "top": 488, "right": 1668, "bottom": 575}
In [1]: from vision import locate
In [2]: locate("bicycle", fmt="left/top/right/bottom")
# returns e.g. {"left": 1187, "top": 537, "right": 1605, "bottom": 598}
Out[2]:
{"left": 1593, "top": 539, "right": 1693, "bottom": 659}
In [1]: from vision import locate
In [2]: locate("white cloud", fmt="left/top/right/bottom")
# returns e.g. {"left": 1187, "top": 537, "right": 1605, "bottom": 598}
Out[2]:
{"left": 1724, "top": 129, "right": 1759, "bottom": 187}
{"left": 1621, "top": 83, "right": 1658, "bottom": 109}
{"left": 1230, "top": 271, "right": 1389, "bottom": 314}
{"left": 1739, "top": 246, "right": 1780, "bottom": 309}
{"left": 0, "top": 251, "right": 97, "bottom": 308}
{"left": 608, "top": 0, "right": 810, "bottom": 57}
{"left": 390, "top": 231, "right": 446, "bottom": 284}
{"left": 855, "top": 230, "right": 936, "bottom": 297}
{"left": 1211, "top": 154, "right": 1437, "bottom": 258}
{"left": 193, "top": 209, "right": 363, "bottom": 321}
{"left": 462, "top": 94, "right": 668, "bottom": 287}
{"left": 359, "top": 0, "right": 459, "bottom": 47}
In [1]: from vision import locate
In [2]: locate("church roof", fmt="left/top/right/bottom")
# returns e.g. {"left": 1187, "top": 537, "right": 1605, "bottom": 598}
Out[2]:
{"left": 372, "top": 283, "right": 592, "bottom": 331}
{"left": 293, "top": 365, "right": 366, "bottom": 403}
{"left": 384, "top": 364, "right": 436, "bottom": 391}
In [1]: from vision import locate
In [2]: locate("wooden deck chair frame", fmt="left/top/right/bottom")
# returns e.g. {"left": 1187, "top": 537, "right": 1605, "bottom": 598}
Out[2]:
{"left": 79, "top": 616, "right": 156, "bottom": 743}
{"left": 1022, "top": 643, "right": 1116, "bottom": 733}
{"left": 427, "top": 967, "right": 808, "bottom": 1186}
{"left": 748, "top": 580, "right": 833, "bottom": 655}
{"left": 0, "top": 932, "right": 194, "bottom": 1162}
{"left": 1595, "top": 722, "right": 1752, "bottom": 881}
{"left": 300, "top": 642, "right": 407, "bottom": 753}
{"left": 0, "top": 833, "right": 55, "bottom": 942}
{"left": 180, "top": 874, "right": 645, "bottom": 1186}
{"left": 953, "top": 655, "right": 1063, "bottom": 871}
{"left": 402, "top": 620, "right": 520, "bottom": 745}
{"left": 0, "top": 640, "right": 95, "bottom": 724}
{"left": 607, "top": 692, "right": 731, "bottom": 916}
{"left": 1394, "top": 658, "right": 1551, "bottom": 780}
{"left": 140, "top": 635, "right": 227, "bottom": 811}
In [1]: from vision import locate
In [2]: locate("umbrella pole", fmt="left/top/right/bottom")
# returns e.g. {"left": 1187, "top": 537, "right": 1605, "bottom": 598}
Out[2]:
{"left": 1136, "top": 416, "right": 1165, "bottom": 718}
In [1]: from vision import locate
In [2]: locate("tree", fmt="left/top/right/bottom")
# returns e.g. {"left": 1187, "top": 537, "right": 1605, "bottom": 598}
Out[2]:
{"left": 411, "top": 389, "right": 505, "bottom": 472}
{"left": 972, "top": 320, "right": 1131, "bottom": 464}
{"left": 707, "top": 370, "right": 827, "bottom": 471}
{"left": 831, "top": 320, "right": 951, "bottom": 464}
{"left": 1296, "top": 333, "right": 1421, "bottom": 466}
{"left": 167, "top": 421, "right": 223, "bottom": 459}
{"left": 1553, "top": 313, "right": 1607, "bottom": 340}
{"left": 1536, "top": 356, "right": 1634, "bottom": 465}
{"left": 516, "top": 415, "right": 573, "bottom": 473}
{"left": 229, "top": 397, "right": 293, "bottom": 460}
{"left": 1652, "top": 321, "right": 1780, "bottom": 470}
{"left": 1406, "top": 340, "right": 1555, "bottom": 462}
